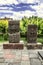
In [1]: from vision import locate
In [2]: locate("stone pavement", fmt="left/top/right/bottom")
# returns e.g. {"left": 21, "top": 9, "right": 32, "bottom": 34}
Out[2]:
{"left": 0, "top": 44, "right": 43, "bottom": 65}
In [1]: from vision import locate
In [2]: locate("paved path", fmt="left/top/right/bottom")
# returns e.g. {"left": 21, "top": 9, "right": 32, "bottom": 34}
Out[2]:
{"left": 0, "top": 44, "right": 43, "bottom": 65}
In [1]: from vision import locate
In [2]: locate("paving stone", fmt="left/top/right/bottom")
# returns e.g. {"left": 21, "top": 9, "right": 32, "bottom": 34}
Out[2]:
{"left": 10, "top": 50, "right": 16, "bottom": 55}
{"left": 4, "top": 54, "right": 15, "bottom": 59}
{"left": 0, "top": 52, "right": 4, "bottom": 58}
{"left": 4, "top": 50, "right": 12, "bottom": 56}
{"left": 29, "top": 53, "right": 38, "bottom": 59}
{"left": 0, "top": 45, "right": 3, "bottom": 49}
{"left": 8, "top": 62, "right": 13, "bottom": 65}
{"left": 13, "top": 62, "right": 21, "bottom": 65}
{"left": 21, "top": 51, "right": 29, "bottom": 61}
{"left": 30, "top": 59, "right": 41, "bottom": 65}
{"left": 38, "top": 51, "right": 43, "bottom": 60}
{"left": 5, "top": 59, "right": 14, "bottom": 63}
{"left": 21, "top": 61, "right": 30, "bottom": 65}
{"left": 22, "top": 55, "right": 29, "bottom": 61}
{"left": 8, "top": 62, "right": 21, "bottom": 65}
{"left": 0, "top": 63, "right": 8, "bottom": 65}
{"left": 0, "top": 57, "right": 5, "bottom": 63}
{"left": 28, "top": 50, "right": 37, "bottom": 54}
{"left": 15, "top": 50, "right": 22, "bottom": 56}
{"left": 14, "top": 55, "right": 21, "bottom": 61}
{"left": 22, "top": 51, "right": 28, "bottom": 55}
{"left": 11, "top": 50, "right": 22, "bottom": 61}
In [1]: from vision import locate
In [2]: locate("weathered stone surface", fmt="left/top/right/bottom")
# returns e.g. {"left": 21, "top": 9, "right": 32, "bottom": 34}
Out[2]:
{"left": 8, "top": 20, "right": 19, "bottom": 25}
{"left": 27, "top": 25, "right": 37, "bottom": 43}
{"left": 9, "top": 32, "right": 20, "bottom": 43}
{"left": 30, "top": 59, "right": 41, "bottom": 65}
{"left": 8, "top": 24, "right": 19, "bottom": 33}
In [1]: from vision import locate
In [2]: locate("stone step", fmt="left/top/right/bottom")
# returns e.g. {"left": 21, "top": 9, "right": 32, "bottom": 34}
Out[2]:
{"left": 3, "top": 44, "right": 24, "bottom": 49}
{"left": 26, "top": 44, "right": 43, "bottom": 49}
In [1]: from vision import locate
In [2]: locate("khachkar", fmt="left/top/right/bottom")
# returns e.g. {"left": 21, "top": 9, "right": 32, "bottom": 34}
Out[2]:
{"left": 27, "top": 24, "right": 37, "bottom": 43}
{"left": 8, "top": 20, "right": 20, "bottom": 43}
{"left": 3, "top": 20, "right": 24, "bottom": 49}
{"left": 27, "top": 24, "right": 43, "bottom": 49}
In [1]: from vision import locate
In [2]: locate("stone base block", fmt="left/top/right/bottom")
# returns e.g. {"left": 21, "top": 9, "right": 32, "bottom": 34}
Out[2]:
{"left": 9, "top": 32, "right": 20, "bottom": 43}
{"left": 26, "top": 43, "right": 43, "bottom": 49}
{"left": 3, "top": 43, "right": 24, "bottom": 49}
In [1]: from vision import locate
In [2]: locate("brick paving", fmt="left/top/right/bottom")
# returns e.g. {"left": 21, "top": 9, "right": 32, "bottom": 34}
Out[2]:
{"left": 0, "top": 44, "right": 43, "bottom": 65}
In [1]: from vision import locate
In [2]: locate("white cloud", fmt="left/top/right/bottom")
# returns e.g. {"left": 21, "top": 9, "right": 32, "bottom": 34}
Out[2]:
{"left": 0, "top": 0, "right": 43, "bottom": 19}
{"left": 0, "top": 0, "right": 18, "bottom": 4}
{"left": 0, "top": 0, "right": 37, "bottom": 4}
{"left": 11, "top": 10, "right": 36, "bottom": 20}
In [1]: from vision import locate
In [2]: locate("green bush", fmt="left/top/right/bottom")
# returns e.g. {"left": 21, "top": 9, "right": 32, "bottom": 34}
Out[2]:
{"left": 20, "top": 16, "right": 43, "bottom": 36}
{"left": 0, "top": 19, "right": 8, "bottom": 33}
{"left": 3, "top": 33, "right": 8, "bottom": 40}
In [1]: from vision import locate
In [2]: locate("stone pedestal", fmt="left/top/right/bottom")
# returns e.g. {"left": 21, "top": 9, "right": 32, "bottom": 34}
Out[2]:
{"left": 3, "top": 43, "right": 24, "bottom": 49}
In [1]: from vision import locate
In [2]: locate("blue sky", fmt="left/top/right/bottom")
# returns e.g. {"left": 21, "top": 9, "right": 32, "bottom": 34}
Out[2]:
{"left": 0, "top": 0, "right": 43, "bottom": 19}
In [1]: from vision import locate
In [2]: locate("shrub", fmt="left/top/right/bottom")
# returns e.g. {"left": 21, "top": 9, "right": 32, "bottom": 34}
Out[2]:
{"left": 0, "top": 19, "right": 8, "bottom": 33}
{"left": 20, "top": 16, "right": 43, "bottom": 37}
{"left": 3, "top": 33, "right": 8, "bottom": 40}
